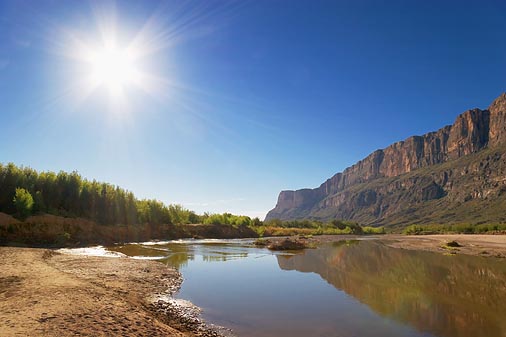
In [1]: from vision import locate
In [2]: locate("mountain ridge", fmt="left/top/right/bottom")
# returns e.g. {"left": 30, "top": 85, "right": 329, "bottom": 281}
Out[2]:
{"left": 266, "top": 93, "right": 506, "bottom": 226}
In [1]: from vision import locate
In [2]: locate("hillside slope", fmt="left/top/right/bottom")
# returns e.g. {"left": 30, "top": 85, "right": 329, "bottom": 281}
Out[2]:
{"left": 266, "top": 93, "right": 506, "bottom": 226}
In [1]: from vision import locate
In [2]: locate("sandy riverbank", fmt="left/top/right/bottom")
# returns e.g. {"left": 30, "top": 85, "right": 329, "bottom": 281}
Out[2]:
{"left": 378, "top": 234, "right": 506, "bottom": 257}
{"left": 0, "top": 247, "right": 224, "bottom": 337}
{"left": 302, "top": 234, "right": 506, "bottom": 257}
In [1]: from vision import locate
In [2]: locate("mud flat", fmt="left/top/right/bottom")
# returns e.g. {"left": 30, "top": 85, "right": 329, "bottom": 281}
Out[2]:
{"left": 0, "top": 247, "right": 225, "bottom": 337}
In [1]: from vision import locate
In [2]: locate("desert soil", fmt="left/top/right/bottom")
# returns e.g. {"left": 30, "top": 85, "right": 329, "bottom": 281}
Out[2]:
{"left": 0, "top": 247, "right": 222, "bottom": 337}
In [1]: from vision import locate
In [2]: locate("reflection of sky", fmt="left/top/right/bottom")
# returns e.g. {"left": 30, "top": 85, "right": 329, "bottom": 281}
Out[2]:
{"left": 178, "top": 248, "right": 430, "bottom": 337}
{"left": 109, "top": 239, "right": 435, "bottom": 337}
{"left": 72, "top": 239, "right": 506, "bottom": 337}
{"left": 109, "top": 239, "right": 267, "bottom": 269}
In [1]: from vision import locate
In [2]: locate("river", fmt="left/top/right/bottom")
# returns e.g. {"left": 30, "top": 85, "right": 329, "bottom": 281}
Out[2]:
{"left": 109, "top": 238, "right": 506, "bottom": 337}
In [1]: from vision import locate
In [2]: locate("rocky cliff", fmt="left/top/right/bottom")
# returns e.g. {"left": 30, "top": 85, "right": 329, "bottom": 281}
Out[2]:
{"left": 266, "top": 93, "right": 506, "bottom": 226}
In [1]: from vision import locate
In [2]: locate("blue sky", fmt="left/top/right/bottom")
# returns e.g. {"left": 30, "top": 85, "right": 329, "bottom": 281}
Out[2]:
{"left": 1, "top": 0, "right": 506, "bottom": 219}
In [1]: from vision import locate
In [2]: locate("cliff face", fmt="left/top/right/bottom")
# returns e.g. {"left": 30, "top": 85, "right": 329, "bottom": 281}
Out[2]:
{"left": 266, "top": 93, "right": 506, "bottom": 225}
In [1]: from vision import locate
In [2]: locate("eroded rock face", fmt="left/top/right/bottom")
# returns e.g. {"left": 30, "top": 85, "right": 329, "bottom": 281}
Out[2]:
{"left": 447, "top": 108, "right": 489, "bottom": 159}
{"left": 274, "top": 188, "right": 325, "bottom": 213}
{"left": 489, "top": 93, "right": 506, "bottom": 147}
{"left": 266, "top": 93, "right": 506, "bottom": 225}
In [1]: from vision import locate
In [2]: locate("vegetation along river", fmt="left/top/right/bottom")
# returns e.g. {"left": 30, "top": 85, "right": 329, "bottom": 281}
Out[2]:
{"left": 109, "top": 239, "right": 506, "bottom": 337}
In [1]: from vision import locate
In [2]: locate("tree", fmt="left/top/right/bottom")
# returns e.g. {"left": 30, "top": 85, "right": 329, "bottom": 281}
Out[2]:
{"left": 13, "top": 188, "right": 34, "bottom": 220}
{"left": 251, "top": 217, "right": 262, "bottom": 227}
{"left": 331, "top": 219, "right": 347, "bottom": 230}
{"left": 32, "top": 191, "right": 46, "bottom": 214}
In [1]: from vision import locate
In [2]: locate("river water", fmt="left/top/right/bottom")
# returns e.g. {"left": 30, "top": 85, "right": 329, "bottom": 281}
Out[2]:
{"left": 108, "top": 239, "right": 506, "bottom": 337}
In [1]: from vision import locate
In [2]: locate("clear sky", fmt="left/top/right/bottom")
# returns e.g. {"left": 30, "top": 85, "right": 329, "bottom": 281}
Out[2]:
{"left": 1, "top": 0, "right": 506, "bottom": 219}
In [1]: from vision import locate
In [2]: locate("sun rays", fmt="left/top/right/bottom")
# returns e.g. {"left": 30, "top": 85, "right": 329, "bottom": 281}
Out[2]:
{"left": 41, "top": 0, "right": 248, "bottom": 136}
{"left": 54, "top": 1, "right": 234, "bottom": 113}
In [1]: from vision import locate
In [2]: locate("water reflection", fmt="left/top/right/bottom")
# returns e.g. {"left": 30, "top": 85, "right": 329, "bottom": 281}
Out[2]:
{"left": 277, "top": 241, "right": 506, "bottom": 337}
{"left": 107, "top": 239, "right": 506, "bottom": 337}
{"left": 109, "top": 239, "right": 254, "bottom": 270}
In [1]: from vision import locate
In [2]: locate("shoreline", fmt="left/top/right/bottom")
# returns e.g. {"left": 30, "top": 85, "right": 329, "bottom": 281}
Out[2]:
{"left": 1, "top": 234, "right": 505, "bottom": 336}
{"left": 378, "top": 234, "right": 506, "bottom": 258}
{"left": 301, "top": 234, "right": 506, "bottom": 258}
{"left": 0, "top": 247, "right": 226, "bottom": 337}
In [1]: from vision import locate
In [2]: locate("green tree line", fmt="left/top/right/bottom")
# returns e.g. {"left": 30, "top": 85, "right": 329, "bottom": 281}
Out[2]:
{"left": 0, "top": 163, "right": 200, "bottom": 225}
{"left": 403, "top": 223, "right": 506, "bottom": 235}
{"left": 260, "top": 218, "right": 385, "bottom": 235}
{"left": 0, "top": 163, "right": 381, "bottom": 235}
{"left": 201, "top": 212, "right": 262, "bottom": 227}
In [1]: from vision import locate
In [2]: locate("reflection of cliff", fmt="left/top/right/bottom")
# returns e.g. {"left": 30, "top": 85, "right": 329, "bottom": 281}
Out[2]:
{"left": 277, "top": 242, "right": 506, "bottom": 337}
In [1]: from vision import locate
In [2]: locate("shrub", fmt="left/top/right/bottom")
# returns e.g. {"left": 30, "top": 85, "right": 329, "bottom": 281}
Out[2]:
{"left": 13, "top": 188, "right": 34, "bottom": 220}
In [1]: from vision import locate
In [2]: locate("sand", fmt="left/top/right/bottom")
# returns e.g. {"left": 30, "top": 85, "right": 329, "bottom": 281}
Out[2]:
{"left": 0, "top": 247, "right": 220, "bottom": 337}
{"left": 298, "top": 234, "right": 506, "bottom": 257}
{"left": 378, "top": 234, "right": 506, "bottom": 257}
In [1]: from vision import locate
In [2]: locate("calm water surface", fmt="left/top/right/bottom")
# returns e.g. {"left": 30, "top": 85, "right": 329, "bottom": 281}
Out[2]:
{"left": 109, "top": 239, "right": 506, "bottom": 337}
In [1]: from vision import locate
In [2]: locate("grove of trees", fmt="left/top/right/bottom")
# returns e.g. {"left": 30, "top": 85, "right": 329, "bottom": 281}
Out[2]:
{"left": 0, "top": 163, "right": 378, "bottom": 236}
{"left": 0, "top": 163, "right": 199, "bottom": 225}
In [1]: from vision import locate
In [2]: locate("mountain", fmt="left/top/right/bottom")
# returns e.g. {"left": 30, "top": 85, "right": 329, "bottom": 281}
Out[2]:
{"left": 266, "top": 93, "right": 506, "bottom": 227}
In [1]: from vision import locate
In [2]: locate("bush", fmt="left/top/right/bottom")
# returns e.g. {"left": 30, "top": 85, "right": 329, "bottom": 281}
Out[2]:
{"left": 403, "top": 225, "right": 424, "bottom": 235}
{"left": 362, "top": 226, "right": 386, "bottom": 234}
{"left": 13, "top": 188, "right": 34, "bottom": 220}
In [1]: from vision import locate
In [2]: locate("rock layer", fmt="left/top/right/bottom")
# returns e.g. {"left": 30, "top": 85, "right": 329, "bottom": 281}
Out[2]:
{"left": 266, "top": 93, "right": 506, "bottom": 226}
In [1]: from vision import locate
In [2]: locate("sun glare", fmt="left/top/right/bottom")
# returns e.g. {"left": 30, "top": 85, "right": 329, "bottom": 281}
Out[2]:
{"left": 88, "top": 46, "right": 140, "bottom": 96}
{"left": 62, "top": 19, "right": 160, "bottom": 106}
{"left": 60, "top": 1, "right": 232, "bottom": 111}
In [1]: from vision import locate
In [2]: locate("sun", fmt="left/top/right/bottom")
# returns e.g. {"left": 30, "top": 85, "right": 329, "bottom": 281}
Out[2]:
{"left": 62, "top": 25, "right": 155, "bottom": 105}
{"left": 59, "top": 3, "right": 188, "bottom": 109}
{"left": 88, "top": 45, "right": 141, "bottom": 97}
